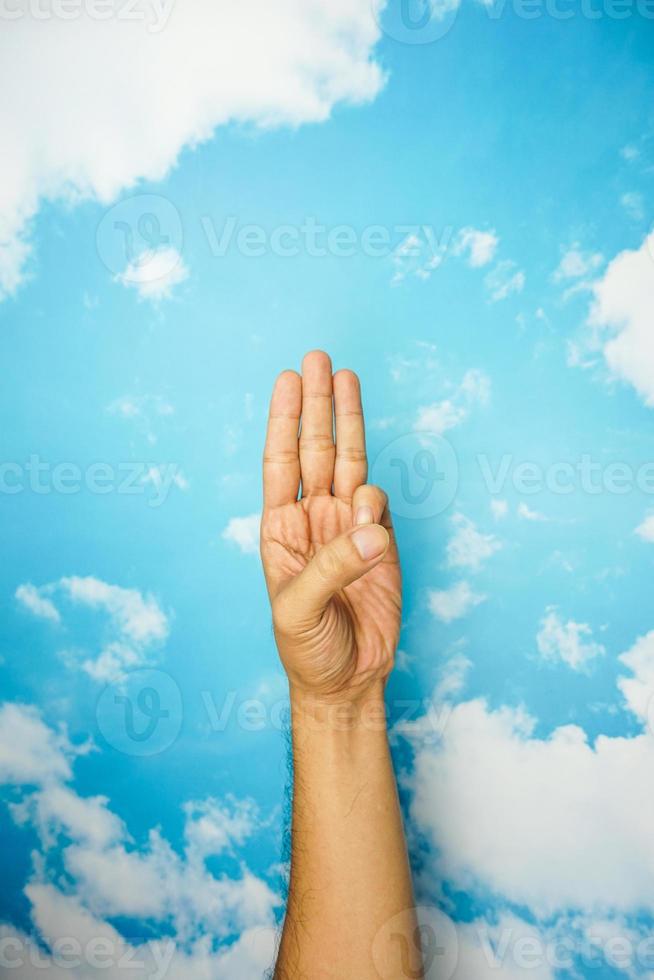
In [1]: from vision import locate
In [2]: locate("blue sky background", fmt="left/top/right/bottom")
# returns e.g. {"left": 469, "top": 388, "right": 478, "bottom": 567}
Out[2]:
{"left": 2, "top": 2, "right": 654, "bottom": 977}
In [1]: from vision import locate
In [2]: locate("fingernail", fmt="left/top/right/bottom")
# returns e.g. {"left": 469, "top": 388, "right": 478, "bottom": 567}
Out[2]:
{"left": 355, "top": 505, "right": 374, "bottom": 526}
{"left": 352, "top": 525, "right": 388, "bottom": 560}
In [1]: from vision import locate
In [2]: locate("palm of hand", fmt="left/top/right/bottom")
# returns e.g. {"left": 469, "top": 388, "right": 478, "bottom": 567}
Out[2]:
{"left": 262, "top": 495, "right": 401, "bottom": 694}
{"left": 260, "top": 352, "right": 402, "bottom": 700}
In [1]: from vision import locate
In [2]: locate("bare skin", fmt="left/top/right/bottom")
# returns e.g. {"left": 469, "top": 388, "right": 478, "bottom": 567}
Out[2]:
{"left": 260, "top": 350, "right": 423, "bottom": 979}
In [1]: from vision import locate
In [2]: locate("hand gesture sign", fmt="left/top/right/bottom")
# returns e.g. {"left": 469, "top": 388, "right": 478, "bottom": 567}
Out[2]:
{"left": 260, "top": 351, "right": 402, "bottom": 703}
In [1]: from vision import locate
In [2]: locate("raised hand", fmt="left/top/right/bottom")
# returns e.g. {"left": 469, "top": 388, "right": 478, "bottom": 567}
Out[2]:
{"left": 260, "top": 350, "right": 402, "bottom": 703}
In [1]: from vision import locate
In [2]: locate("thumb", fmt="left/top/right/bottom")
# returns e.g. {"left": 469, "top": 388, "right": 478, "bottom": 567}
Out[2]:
{"left": 276, "top": 524, "right": 390, "bottom": 625}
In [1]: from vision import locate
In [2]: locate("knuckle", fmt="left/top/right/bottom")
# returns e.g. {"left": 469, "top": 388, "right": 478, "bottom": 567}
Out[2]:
{"left": 299, "top": 434, "right": 335, "bottom": 453}
{"left": 263, "top": 450, "right": 298, "bottom": 465}
{"left": 336, "top": 447, "right": 367, "bottom": 462}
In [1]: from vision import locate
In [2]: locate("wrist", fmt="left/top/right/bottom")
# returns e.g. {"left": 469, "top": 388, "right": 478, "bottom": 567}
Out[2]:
{"left": 289, "top": 682, "right": 389, "bottom": 738}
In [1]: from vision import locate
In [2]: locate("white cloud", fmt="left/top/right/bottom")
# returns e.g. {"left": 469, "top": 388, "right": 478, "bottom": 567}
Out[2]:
{"left": 1, "top": 702, "right": 280, "bottom": 972}
{"left": 183, "top": 796, "right": 259, "bottom": 861}
{"left": 64, "top": 829, "right": 277, "bottom": 939}
{"left": 585, "top": 232, "right": 654, "bottom": 406}
{"left": 15, "top": 583, "right": 60, "bottom": 623}
{"left": 0, "top": 1, "right": 385, "bottom": 299}
{"left": 453, "top": 915, "right": 556, "bottom": 980}
{"left": 414, "top": 369, "right": 490, "bottom": 436}
{"left": 485, "top": 260, "right": 525, "bottom": 302}
{"left": 115, "top": 245, "right": 189, "bottom": 302}
{"left": 618, "top": 630, "right": 654, "bottom": 722}
{"left": 454, "top": 227, "right": 499, "bottom": 267}
{"left": 107, "top": 394, "right": 174, "bottom": 420}
{"left": 414, "top": 399, "right": 467, "bottom": 434}
{"left": 517, "top": 501, "right": 547, "bottom": 522}
{"left": 490, "top": 499, "right": 509, "bottom": 521}
{"left": 458, "top": 368, "right": 491, "bottom": 404}
{"left": 435, "top": 653, "right": 472, "bottom": 701}
{"left": 106, "top": 393, "right": 174, "bottom": 444}
{"left": 553, "top": 246, "right": 603, "bottom": 282}
{"left": 60, "top": 576, "right": 168, "bottom": 647}
{"left": 2, "top": 907, "right": 278, "bottom": 980}
{"left": 142, "top": 464, "right": 190, "bottom": 492}
{"left": 620, "top": 191, "right": 645, "bottom": 221}
{"left": 0, "top": 703, "right": 76, "bottom": 786}
{"left": 404, "top": 695, "right": 654, "bottom": 917}
{"left": 391, "top": 229, "right": 447, "bottom": 284}
{"left": 395, "top": 649, "right": 414, "bottom": 674}
{"left": 429, "top": 581, "right": 486, "bottom": 623}
{"left": 222, "top": 513, "right": 261, "bottom": 555}
{"left": 446, "top": 513, "right": 501, "bottom": 572}
{"left": 13, "top": 784, "right": 125, "bottom": 851}
{"left": 635, "top": 514, "right": 654, "bottom": 542}
{"left": 536, "top": 607, "right": 605, "bottom": 672}
{"left": 17, "top": 575, "right": 170, "bottom": 683}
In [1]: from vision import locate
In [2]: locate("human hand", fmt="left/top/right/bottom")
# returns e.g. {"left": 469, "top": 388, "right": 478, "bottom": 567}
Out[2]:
{"left": 260, "top": 351, "right": 401, "bottom": 704}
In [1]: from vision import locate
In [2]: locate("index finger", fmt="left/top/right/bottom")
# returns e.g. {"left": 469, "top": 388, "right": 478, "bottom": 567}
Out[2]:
{"left": 263, "top": 370, "right": 301, "bottom": 508}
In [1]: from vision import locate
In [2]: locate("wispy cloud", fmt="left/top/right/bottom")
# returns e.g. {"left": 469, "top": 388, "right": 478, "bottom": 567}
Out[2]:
{"left": 15, "top": 583, "right": 60, "bottom": 624}
{"left": 106, "top": 393, "right": 175, "bottom": 445}
{"left": 222, "top": 514, "right": 261, "bottom": 555}
{"left": 553, "top": 245, "right": 603, "bottom": 283}
{"left": 620, "top": 191, "right": 645, "bottom": 221}
{"left": 635, "top": 514, "right": 654, "bottom": 543}
{"left": 115, "top": 246, "right": 189, "bottom": 303}
{"left": 484, "top": 260, "right": 525, "bottom": 302}
{"left": 429, "top": 581, "right": 486, "bottom": 623}
{"left": 517, "top": 501, "right": 548, "bottom": 522}
{"left": 446, "top": 513, "right": 501, "bottom": 572}
{"left": 16, "top": 576, "right": 170, "bottom": 683}
{"left": 414, "top": 369, "right": 490, "bottom": 436}
{"left": 0, "top": 701, "right": 279, "bottom": 972}
{"left": 582, "top": 231, "right": 654, "bottom": 406}
{"left": 0, "top": 2, "right": 385, "bottom": 300}
{"left": 454, "top": 227, "right": 499, "bottom": 267}
{"left": 536, "top": 606, "right": 605, "bottom": 672}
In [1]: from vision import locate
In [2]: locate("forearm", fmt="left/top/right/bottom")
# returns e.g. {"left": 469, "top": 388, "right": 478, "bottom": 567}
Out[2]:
{"left": 275, "top": 684, "right": 420, "bottom": 979}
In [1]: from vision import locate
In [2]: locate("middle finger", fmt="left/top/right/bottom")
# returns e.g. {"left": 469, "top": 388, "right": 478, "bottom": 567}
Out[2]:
{"left": 299, "top": 350, "right": 335, "bottom": 496}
